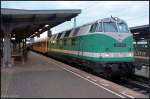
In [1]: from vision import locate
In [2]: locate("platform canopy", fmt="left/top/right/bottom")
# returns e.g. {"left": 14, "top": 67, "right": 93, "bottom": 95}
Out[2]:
{"left": 1, "top": 8, "right": 81, "bottom": 42}
{"left": 130, "top": 24, "right": 149, "bottom": 41}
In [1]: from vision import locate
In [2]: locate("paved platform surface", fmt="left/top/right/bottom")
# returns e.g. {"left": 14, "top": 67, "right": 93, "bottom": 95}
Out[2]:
{"left": 1, "top": 52, "right": 147, "bottom": 98}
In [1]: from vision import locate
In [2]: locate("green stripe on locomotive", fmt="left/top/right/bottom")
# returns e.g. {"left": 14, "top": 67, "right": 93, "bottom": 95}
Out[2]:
{"left": 48, "top": 33, "right": 134, "bottom": 63}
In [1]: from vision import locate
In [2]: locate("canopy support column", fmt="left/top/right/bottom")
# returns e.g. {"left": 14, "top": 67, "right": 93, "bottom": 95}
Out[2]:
{"left": 147, "top": 38, "right": 150, "bottom": 65}
{"left": 74, "top": 17, "right": 76, "bottom": 29}
{"left": 3, "top": 25, "right": 12, "bottom": 68}
{"left": 0, "top": 37, "right": 3, "bottom": 67}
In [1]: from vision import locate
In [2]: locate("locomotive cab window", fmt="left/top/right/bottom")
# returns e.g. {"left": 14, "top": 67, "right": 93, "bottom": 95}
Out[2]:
{"left": 90, "top": 23, "right": 98, "bottom": 32}
{"left": 96, "top": 22, "right": 102, "bottom": 32}
{"left": 103, "top": 22, "right": 117, "bottom": 32}
{"left": 117, "top": 23, "right": 129, "bottom": 33}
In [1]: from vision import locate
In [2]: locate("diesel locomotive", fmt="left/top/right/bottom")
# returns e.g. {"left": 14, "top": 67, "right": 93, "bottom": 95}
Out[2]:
{"left": 31, "top": 17, "right": 135, "bottom": 79}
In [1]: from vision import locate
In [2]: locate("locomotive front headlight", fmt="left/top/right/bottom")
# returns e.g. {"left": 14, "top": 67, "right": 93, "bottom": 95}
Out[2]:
{"left": 101, "top": 53, "right": 113, "bottom": 58}
{"left": 105, "top": 53, "right": 110, "bottom": 57}
{"left": 128, "top": 52, "right": 133, "bottom": 57}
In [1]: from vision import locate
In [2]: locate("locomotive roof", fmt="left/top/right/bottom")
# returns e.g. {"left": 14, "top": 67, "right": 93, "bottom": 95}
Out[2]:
{"left": 52, "top": 17, "right": 126, "bottom": 34}
{"left": 33, "top": 17, "right": 126, "bottom": 43}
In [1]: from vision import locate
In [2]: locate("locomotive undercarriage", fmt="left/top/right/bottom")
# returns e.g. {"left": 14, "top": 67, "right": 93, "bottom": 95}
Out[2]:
{"left": 46, "top": 51, "right": 135, "bottom": 79}
{"left": 98, "top": 62, "right": 135, "bottom": 79}
{"left": 72, "top": 58, "right": 135, "bottom": 79}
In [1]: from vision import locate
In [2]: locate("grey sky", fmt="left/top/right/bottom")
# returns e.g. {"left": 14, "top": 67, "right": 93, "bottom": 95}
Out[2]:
{"left": 1, "top": 1, "right": 149, "bottom": 39}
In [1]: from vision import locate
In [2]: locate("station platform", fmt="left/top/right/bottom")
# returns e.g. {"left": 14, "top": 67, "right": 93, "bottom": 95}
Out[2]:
{"left": 1, "top": 51, "right": 147, "bottom": 98}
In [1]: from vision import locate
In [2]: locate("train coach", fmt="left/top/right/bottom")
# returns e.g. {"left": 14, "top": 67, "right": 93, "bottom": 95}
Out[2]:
{"left": 31, "top": 17, "right": 135, "bottom": 79}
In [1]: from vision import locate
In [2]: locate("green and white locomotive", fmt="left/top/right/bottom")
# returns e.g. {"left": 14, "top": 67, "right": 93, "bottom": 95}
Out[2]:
{"left": 32, "top": 17, "right": 135, "bottom": 79}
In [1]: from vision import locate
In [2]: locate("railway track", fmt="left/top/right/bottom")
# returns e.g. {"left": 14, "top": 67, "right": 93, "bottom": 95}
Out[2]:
{"left": 117, "top": 76, "right": 149, "bottom": 97}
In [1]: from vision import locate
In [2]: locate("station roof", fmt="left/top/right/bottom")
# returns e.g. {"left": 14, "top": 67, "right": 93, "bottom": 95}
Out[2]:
{"left": 1, "top": 8, "right": 81, "bottom": 42}
{"left": 130, "top": 24, "right": 149, "bottom": 41}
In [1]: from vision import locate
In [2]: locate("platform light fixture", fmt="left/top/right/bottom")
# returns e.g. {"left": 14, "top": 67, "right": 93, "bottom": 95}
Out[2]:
{"left": 11, "top": 38, "right": 16, "bottom": 40}
{"left": 134, "top": 32, "right": 139, "bottom": 35}
{"left": 45, "top": 24, "right": 49, "bottom": 27}
{"left": 39, "top": 29, "right": 42, "bottom": 31}
{"left": 115, "top": 17, "right": 118, "bottom": 20}
{"left": 30, "top": 34, "right": 35, "bottom": 38}
{"left": 30, "top": 34, "right": 33, "bottom": 38}
{"left": 141, "top": 38, "right": 145, "bottom": 40}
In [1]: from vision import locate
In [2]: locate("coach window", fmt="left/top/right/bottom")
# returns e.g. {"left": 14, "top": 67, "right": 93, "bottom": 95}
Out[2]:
{"left": 37, "top": 43, "right": 41, "bottom": 47}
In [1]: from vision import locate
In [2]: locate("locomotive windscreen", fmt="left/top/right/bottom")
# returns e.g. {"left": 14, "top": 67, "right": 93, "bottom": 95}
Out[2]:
{"left": 117, "top": 23, "right": 129, "bottom": 33}
{"left": 103, "top": 21, "right": 129, "bottom": 33}
{"left": 103, "top": 22, "right": 117, "bottom": 32}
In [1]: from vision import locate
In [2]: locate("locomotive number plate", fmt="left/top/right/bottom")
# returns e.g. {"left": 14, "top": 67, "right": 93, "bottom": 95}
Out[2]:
{"left": 114, "top": 43, "right": 126, "bottom": 47}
